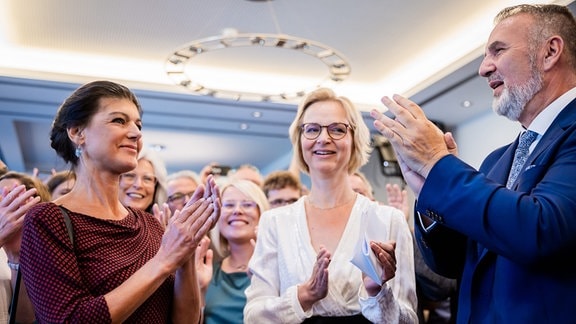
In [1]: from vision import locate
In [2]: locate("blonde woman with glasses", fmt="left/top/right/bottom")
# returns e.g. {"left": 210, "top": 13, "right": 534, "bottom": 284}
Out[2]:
{"left": 244, "top": 88, "right": 417, "bottom": 323}
{"left": 119, "top": 148, "right": 168, "bottom": 214}
{"left": 196, "top": 179, "right": 268, "bottom": 324}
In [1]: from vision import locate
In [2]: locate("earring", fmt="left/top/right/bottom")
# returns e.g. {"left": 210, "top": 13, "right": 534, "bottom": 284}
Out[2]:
{"left": 75, "top": 146, "right": 83, "bottom": 158}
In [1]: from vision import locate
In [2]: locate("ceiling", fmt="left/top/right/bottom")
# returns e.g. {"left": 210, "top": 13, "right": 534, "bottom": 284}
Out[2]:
{"left": 0, "top": 0, "right": 573, "bottom": 177}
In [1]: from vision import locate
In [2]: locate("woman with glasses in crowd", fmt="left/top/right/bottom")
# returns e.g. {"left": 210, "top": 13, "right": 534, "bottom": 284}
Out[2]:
{"left": 196, "top": 179, "right": 268, "bottom": 324}
{"left": 119, "top": 148, "right": 168, "bottom": 214}
{"left": 244, "top": 88, "right": 417, "bottom": 323}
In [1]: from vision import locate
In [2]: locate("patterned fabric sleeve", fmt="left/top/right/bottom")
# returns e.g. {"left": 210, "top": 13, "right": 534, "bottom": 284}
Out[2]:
{"left": 20, "top": 202, "right": 111, "bottom": 323}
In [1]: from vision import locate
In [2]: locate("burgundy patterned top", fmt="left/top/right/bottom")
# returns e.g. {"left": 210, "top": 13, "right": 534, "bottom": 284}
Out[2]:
{"left": 20, "top": 202, "right": 174, "bottom": 323}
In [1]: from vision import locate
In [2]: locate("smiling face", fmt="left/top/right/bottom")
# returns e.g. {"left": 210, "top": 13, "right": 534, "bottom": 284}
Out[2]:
{"left": 78, "top": 97, "right": 143, "bottom": 175}
{"left": 479, "top": 14, "right": 544, "bottom": 122}
{"left": 300, "top": 100, "right": 352, "bottom": 177}
{"left": 218, "top": 186, "right": 260, "bottom": 246}
{"left": 119, "top": 158, "right": 156, "bottom": 211}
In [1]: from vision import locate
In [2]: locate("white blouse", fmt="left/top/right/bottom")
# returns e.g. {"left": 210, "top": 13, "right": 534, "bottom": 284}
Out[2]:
{"left": 244, "top": 194, "right": 417, "bottom": 323}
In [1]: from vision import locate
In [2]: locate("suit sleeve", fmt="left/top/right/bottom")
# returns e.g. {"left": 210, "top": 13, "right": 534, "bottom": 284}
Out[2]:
{"left": 416, "top": 131, "right": 576, "bottom": 268}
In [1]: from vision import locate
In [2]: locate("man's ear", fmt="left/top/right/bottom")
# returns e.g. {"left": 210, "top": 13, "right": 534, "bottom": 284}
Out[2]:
{"left": 67, "top": 126, "right": 85, "bottom": 145}
{"left": 542, "top": 35, "right": 563, "bottom": 71}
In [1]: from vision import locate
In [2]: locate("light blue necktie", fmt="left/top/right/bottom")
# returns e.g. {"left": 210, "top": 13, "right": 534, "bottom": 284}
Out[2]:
{"left": 506, "top": 130, "right": 538, "bottom": 189}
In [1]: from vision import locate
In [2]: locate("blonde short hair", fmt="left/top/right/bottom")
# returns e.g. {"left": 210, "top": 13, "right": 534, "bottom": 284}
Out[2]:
{"left": 288, "top": 88, "right": 372, "bottom": 175}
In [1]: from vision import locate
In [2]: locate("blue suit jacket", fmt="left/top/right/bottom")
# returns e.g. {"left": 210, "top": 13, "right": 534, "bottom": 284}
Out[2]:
{"left": 414, "top": 99, "right": 576, "bottom": 323}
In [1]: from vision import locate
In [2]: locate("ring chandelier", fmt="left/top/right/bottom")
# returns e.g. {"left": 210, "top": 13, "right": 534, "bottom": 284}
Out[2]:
{"left": 165, "top": 33, "right": 351, "bottom": 102}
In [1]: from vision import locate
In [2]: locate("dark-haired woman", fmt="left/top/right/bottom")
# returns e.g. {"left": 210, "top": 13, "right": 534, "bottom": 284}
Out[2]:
{"left": 20, "top": 80, "right": 220, "bottom": 323}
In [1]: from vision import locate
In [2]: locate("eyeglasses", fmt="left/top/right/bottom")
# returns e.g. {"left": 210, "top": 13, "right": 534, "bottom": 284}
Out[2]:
{"left": 222, "top": 200, "right": 258, "bottom": 211}
{"left": 167, "top": 191, "right": 195, "bottom": 204}
{"left": 300, "top": 122, "right": 351, "bottom": 140}
{"left": 269, "top": 198, "right": 298, "bottom": 207}
{"left": 120, "top": 173, "right": 156, "bottom": 187}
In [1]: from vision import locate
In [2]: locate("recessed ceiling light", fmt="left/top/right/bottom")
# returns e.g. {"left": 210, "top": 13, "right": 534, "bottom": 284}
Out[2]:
{"left": 252, "top": 111, "right": 262, "bottom": 118}
{"left": 461, "top": 100, "right": 472, "bottom": 108}
{"left": 240, "top": 123, "right": 249, "bottom": 130}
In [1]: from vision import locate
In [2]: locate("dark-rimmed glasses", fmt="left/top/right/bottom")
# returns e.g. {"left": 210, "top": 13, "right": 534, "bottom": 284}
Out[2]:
{"left": 167, "top": 191, "right": 195, "bottom": 205}
{"left": 300, "top": 122, "right": 351, "bottom": 140}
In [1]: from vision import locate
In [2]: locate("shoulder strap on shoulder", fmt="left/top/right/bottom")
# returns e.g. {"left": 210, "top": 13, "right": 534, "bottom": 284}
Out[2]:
{"left": 59, "top": 206, "right": 74, "bottom": 246}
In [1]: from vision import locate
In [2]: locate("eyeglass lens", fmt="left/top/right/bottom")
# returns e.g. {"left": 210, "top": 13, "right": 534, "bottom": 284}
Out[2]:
{"left": 168, "top": 192, "right": 194, "bottom": 204}
{"left": 121, "top": 173, "right": 156, "bottom": 186}
{"left": 222, "top": 200, "right": 257, "bottom": 210}
{"left": 269, "top": 198, "right": 298, "bottom": 207}
{"left": 301, "top": 123, "right": 349, "bottom": 140}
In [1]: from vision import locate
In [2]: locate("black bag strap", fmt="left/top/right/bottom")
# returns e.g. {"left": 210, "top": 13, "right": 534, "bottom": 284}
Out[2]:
{"left": 59, "top": 206, "right": 74, "bottom": 246}
{"left": 8, "top": 267, "right": 21, "bottom": 324}
{"left": 9, "top": 206, "right": 75, "bottom": 323}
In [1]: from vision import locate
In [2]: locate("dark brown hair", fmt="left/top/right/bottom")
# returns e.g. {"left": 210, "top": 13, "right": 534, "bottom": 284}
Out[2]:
{"left": 50, "top": 81, "right": 142, "bottom": 166}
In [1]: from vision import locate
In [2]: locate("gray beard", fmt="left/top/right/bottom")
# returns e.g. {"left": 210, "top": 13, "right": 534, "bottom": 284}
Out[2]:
{"left": 492, "top": 68, "right": 543, "bottom": 121}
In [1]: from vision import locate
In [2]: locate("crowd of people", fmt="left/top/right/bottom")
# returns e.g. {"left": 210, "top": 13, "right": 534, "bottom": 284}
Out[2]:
{"left": 1, "top": 3, "right": 575, "bottom": 323}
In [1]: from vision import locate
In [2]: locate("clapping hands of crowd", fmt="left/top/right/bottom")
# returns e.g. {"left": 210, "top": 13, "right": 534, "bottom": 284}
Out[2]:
{"left": 0, "top": 185, "right": 41, "bottom": 255}
{"left": 156, "top": 175, "right": 220, "bottom": 271}
{"left": 152, "top": 202, "right": 171, "bottom": 230}
{"left": 195, "top": 236, "right": 214, "bottom": 293}
{"left": 385, "top": 184, "right": 409, "bottom": 222}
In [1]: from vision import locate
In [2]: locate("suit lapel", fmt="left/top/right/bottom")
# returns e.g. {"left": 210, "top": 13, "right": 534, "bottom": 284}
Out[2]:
{"left": 477, "top": 99, "right": 576, "bottom": 260}
{"left": 525, "top": 100, "right": 576, "bottom": 166}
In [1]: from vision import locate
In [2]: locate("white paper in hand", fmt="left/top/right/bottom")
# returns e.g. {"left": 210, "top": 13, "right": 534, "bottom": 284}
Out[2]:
{"left": 350, "top": 209, "right": 386, "bottom": 285}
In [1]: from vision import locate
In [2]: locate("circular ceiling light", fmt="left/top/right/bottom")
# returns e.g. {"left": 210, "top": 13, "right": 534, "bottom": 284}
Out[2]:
{"left": 165, "top": 33, "right": 351, "bottom": 102}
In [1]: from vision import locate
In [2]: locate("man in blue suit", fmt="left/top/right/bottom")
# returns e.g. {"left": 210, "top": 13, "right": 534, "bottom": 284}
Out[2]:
{"left": 371, "top": 4, "right": 576, "bottom": 323}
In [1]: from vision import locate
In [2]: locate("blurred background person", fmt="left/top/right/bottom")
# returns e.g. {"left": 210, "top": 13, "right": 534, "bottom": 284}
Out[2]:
{"left": 228, "top": 164, "right": 264, "bottom": 188}
{"left": 348, "top": 171, "right": 375, "bottom": 201}
{"left": 0, "top": 171, "right": 51, "bottom": 323}
{"left": 262, "top": 170, "right": 302, "bottom": 209}
{"left": 196, "top": 179, "right": 268, "bottom": 324}
{"left": 0, "top": 160, "right": 7, "bottom": 177}
{"left": 46, "top": 170, "right": 76, "bottom": 200}
{"left": 199, "top": 163, "right": 231, "bottom": 186}
{"left": 166, "top": 170, "right": 200, "bottom": 214}
{"left": 119, "top": 148, "right": 168, "bottom": 213}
